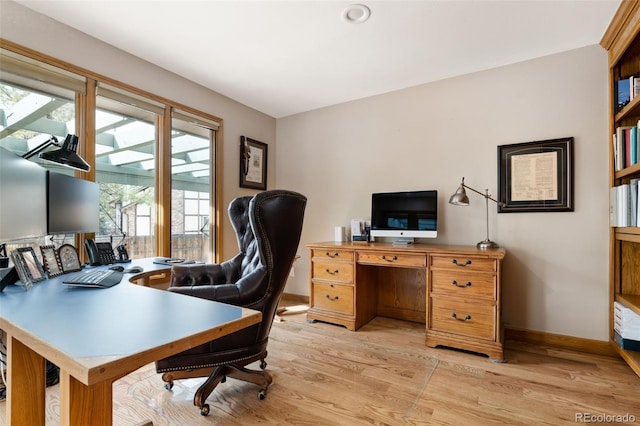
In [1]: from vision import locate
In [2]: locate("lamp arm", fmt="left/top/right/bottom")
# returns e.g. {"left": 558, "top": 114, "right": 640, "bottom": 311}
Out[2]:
{"left": 21, "top": 136, "right": 60, "bottom": 160}
{"left": 462, "top": 183, "right": 504, "bottom": 206}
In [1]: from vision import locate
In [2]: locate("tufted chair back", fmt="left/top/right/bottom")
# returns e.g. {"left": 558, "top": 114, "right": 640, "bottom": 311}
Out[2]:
{"left": 155, "top": 190, "right": 306, "bottom": 414}
{"left": 231, "top": 195, "right": 260, "bottom": 284}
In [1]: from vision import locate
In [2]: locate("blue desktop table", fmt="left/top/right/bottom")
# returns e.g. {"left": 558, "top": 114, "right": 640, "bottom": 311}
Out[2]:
{"left": 0, "top": 258, "right": 261, "bottom": 425}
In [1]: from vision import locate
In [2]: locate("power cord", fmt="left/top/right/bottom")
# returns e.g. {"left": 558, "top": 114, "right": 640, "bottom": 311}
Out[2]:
{"left": 0, "top": 331, "right": 6, "bottom": 401}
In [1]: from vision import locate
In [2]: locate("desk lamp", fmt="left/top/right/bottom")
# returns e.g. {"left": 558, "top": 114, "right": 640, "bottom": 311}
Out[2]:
{"left": 449, "top": 177, "right": 504, "bottom": 250}
{"left": 21, "top": 134, "right": 90, "bottom": 172}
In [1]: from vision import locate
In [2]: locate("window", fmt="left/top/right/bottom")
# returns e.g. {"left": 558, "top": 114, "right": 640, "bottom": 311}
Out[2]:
{"left": 0, "top": 47, "right": 85, "bottom": 252}
{"left": 0, "top": 43, "right": 221, "bottom": 264}
{"left": 171, "top": 110, "right": 217, "bottom": 262}
{"left": 95, "top": 83, "right": 162, "bottom": 258}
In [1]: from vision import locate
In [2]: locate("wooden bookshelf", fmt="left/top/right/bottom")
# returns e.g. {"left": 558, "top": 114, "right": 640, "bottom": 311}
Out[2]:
{"left": 601, "top": 0, "right": 640, "bottom": 378}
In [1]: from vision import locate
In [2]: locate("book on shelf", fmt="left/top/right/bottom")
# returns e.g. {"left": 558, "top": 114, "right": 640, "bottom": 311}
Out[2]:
{"left": 615, "top": 75, "right": 640, "bottom": 112}
{"left": 631, "top": 126, "right": 638, "bottom": 167}
{"left": 629, "top": 76, "right": 640, "bottom": 101}
{"left": 614, "top": 332, "right": 640, "bottom": 351}
{"left": 610, "top": 182, "right": 639, "bottom": 227}
{"left": 614, "top": 301, "right": 640, "bottom": 342}
{"left": 613, "top": 124, "right": 640, "bottom": 171}
{"left": 632, "top": 178, "right": 639, "bottom": 228}
{"left": 610, "top": 186, "right": 617, "bottom": 227}
{"left": 617, "top": 77, "right": 632, "bottom": 111}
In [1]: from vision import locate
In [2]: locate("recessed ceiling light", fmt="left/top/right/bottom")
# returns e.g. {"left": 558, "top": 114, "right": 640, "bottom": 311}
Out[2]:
{"left": 342, "top": 4, "right": 371, "bottom": 24}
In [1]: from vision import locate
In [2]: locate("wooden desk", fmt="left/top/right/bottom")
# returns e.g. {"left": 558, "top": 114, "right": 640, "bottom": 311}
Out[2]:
{"left": 307, "top": 242, "right": 506, "bottom": 361}
{"left": 0, "top": 259, "right": 261, "bottom": 425}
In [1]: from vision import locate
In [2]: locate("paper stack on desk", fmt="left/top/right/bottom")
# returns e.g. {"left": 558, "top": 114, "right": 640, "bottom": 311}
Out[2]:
{"left": 614, "top": 301, "right": 640, "bottom": 351}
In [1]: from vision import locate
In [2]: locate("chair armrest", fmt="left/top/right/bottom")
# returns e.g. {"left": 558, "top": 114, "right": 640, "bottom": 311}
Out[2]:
{"left": 168, "top": 283, "right": 240, "bottom": 304}
{"left": 170, "top": 263, "right": 227, "bottom": 287}
{"left": 167, "top": 266, "right": 268, "bottom": 305}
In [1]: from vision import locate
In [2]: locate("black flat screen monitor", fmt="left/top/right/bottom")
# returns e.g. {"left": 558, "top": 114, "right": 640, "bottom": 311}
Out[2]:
{"left": 370, "top": 190, "right": 438, "bottom": 243}
{"left": 0, "top": 147, "right": 47, "bottom": 241}
{"left": 47, "top": 171, "right": 100, "bottom": 235}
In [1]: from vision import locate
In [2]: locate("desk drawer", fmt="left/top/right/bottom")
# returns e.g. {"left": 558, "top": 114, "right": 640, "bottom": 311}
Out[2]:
{"left": 431, "top": 270, "right": 495, "bottom": 298}
{"left": 312, "top": 249, "right": 354, "bottom": 262}
{"left": 358, "top": 251, "right": 426, "bottom": 268}
{"left": 312, "top": 262, "right": 354, "bottom": 283}
{"left": 431, "top": 255, "right": 496, "bottom": 272}
{"left": 430, "top": 296, "right": 495, "bottom": 340}
{"left": 313, "top": 283, "right": 354, "bottom": 315}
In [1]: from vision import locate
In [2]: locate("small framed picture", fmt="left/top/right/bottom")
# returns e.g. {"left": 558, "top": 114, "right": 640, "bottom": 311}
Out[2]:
{"left": 58, "top": 244, "right": 82, "bottom": 273}
{"left": 40, "top": 245, "right": 64, "bottom": 277}
{"left": 239, "top": 136, "right": 268, "bottom": 190}
{"left": 9, "top": 250, "right": 33, "bottom": 290}
{"left": 12, "top": 247, "right": 46, "bottom": 287}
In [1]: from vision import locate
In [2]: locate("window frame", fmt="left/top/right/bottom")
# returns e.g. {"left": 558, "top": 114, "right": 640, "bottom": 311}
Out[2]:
{"left": 0, "top": 39, "right": 222, "bottom": 263}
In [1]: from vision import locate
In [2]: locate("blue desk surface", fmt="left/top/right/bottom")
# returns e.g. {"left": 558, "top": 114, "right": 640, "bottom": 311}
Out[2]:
{"left": 0, "top": 258, "right": 260, "bottom": 384}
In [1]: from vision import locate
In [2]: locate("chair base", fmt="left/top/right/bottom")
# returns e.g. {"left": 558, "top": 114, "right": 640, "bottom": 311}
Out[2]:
{"left": 161, "top": 356, "right": 272, "bottom": 416}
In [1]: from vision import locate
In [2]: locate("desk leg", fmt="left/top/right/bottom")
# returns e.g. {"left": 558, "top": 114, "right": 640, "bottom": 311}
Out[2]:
{"left": 60, "top": 371, "right": 112, "bottom": 426}
{"left": 6, "top": 335, "right": 46, "bottom": 425}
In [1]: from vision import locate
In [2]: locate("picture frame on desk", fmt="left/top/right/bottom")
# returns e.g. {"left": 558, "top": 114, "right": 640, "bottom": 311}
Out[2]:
{"left": 497, "top": 137, "right": 574, "bottom": 213}
{"left": 10, "top": 247, "right": 46, "bottom": 290}
{"left": 10, "top": 251, "right": 32, "bottom": 290}
{"left": 40, "top": 245, "right": 64, "bottom": 277}
{"left": 58, "top": 244, "right": 82, "bottom": 273}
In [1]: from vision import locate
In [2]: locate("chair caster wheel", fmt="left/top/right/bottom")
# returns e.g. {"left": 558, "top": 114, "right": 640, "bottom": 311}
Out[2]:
{"left": 164, "top": 381, "right": 173, "bottom": 390}
{"left": 258, "top": 389, "right": 267, "bottom": 400}
{"left": 260, "top": 359, "right": 267, "bottom": 369}
{"left": 200, "top": 404, "right": 210, "bottom": 416}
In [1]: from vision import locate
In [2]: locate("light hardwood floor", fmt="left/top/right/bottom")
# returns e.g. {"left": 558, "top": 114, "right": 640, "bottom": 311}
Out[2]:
{"left": 2, "top": 300, "right": 639, "bottom": 425}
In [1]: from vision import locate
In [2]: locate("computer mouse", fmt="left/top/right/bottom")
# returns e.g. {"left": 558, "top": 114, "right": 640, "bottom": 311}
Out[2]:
{"left": 125, "top": 266, "right": 144, "bottom": 274}
{"left": 109, "top": 265, "right": 125, "bottom": 272}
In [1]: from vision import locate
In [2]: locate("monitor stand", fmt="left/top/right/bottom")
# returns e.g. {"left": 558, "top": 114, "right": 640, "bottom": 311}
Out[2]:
{"left": 392, "top": 238, "right": 414, "bottom": 246}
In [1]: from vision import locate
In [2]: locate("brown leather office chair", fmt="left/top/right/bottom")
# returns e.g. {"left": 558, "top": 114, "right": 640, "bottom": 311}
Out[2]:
{"left": 155, "top": 189, "right": 306, "bottom": 416}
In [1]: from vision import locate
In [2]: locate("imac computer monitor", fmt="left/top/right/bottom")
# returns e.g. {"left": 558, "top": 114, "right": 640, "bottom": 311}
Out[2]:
{"left": 370, "top": 190, "right": 437, "bottom": 245}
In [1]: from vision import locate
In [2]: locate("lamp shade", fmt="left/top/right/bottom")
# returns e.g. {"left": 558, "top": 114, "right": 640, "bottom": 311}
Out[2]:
{"left": 39, "top": 134, "right": 90, "bottom": 172}
{"left": 448, "top": 184, "right": 469, "bottom": 206}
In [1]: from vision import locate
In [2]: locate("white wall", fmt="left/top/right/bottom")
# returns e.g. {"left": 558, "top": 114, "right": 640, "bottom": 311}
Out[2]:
{"left": 2, "top": 1, "right": 611, "bottom": 341}
{"left": 277, "top": 45, "right": 610, "bottom": 341}
{"left": 0, "top": 1, "right": 276, "bottom": 260}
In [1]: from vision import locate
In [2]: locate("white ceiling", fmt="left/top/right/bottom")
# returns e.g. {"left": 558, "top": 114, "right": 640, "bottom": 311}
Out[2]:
{"left": 16, "top": 0, "right": 621, "bottom": 118}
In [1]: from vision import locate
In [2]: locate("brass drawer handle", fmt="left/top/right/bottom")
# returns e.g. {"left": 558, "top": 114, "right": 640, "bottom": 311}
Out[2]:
{"left": 451, "top": 312, "right": 471, "bottom": 321}
{"left": 451, "top": 280, "right": 472, "bottom": 288}
{"left": 326, "top": 294, "right": 339, "bottom": 301}
{"left": 325, "top": 268, "right": 339, "bottom": 275}
{"left": 452, "top": 259, "right": 472, "bottom": 267}
{"left": 326, "top": 251, "right": 339, "bottom": 258}
{"left": 381, "top": 255, "right": 398, "bottom": 262}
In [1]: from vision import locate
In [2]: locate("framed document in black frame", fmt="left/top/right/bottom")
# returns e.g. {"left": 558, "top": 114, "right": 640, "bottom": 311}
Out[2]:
{"left": 497, "top": 137, "right": 574, "bottom": 213}
{"left": 239, "top": 136, "right": 267, "bottom": 190}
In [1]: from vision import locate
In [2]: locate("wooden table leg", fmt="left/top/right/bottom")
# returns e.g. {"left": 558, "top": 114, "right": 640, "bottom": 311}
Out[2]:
{"left": 60, "top": 371, "right": 112, "bottom": 426}
{"left": 7, "top": 334, "right": 46, "bottom": 426}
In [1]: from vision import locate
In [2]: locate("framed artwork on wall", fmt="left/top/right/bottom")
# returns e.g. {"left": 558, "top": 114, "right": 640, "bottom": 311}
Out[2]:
{"left": 239, "top": 136, "right": 268, "bottom": 190}
{"left": 497, "top": 137, "right": 574, "bottom": 213}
